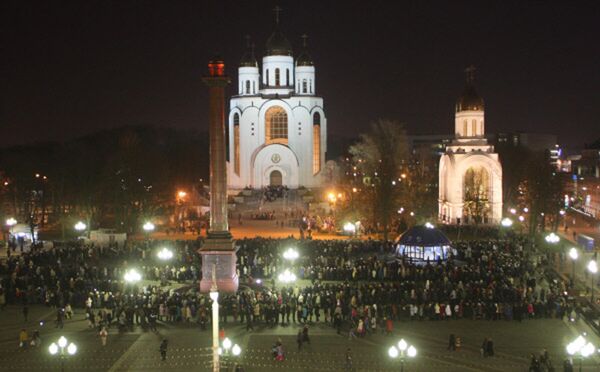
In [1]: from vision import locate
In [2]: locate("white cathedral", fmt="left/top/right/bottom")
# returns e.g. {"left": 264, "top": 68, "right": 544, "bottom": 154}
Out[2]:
{"left": 226, "top": 22, "right": 326, "bottom": 190}
{"left": 438, "top": 68, "right": 503, "bottom": 224}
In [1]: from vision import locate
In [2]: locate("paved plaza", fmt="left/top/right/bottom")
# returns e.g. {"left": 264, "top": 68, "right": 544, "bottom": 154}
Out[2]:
{"left": 1, "top": 305, "right": 599, "bottom": 371}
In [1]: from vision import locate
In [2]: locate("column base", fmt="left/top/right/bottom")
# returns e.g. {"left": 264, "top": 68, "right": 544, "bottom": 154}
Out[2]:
{"left": 199, "top": 232, "right": 238, "bottom": 293}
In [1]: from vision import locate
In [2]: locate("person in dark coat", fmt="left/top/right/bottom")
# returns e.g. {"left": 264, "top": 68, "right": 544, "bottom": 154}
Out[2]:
{"left": 160, "top": 339, "right": 168, "bottom": 361}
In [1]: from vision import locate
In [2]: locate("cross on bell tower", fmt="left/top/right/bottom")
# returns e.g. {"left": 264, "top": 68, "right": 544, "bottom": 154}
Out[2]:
{"left": 273, "top": 5, "right": 282, "bottom": 25}
{"left": 465, "top": 65, "right": 476, "bottom": 84}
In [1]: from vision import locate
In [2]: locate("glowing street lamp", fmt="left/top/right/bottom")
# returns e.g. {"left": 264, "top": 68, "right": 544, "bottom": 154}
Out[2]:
{"left": 424, "top": 222, "right": 435, "bottom": 229}
{"left": 219, "top": 337, "right": 242, "bottom": 369}
{"left": 6, "top": 217, "right": 17, "bottom": 227}
{"left": 282, "top": 248, "right": 299, "bottom": 262}
{"left": 143, "top": 221, "right": 155, "bottom": 232}
{"left": 566, "top": 334, "right": 596, "bottom": 372}
{"left": 49, "top": 335, "right": 77, "bottom": 372}
{"left": 124, "top": 269, "right": 142, "bottom": 283}
{"left": 587, "top": 260, "right": 598, "bottom": 302}
{"left": 157, "top": 247, "right": 174, "bottom": 261}
{"left": 74, "top": 221, "right": 87, "bottom": 232}
{"left": 545, "top": 232, "right": 560, "bottom": 244}
{"left": 501, "top": 218, "right": 513, "bottom": 227}
{"left": 389, "top": 338, "right": 417, "bottom": 372}
{"left": 343, "top": 222, "right": 356, "bottom": 234}
{"left": 278, "top": 269, "right": 297, "bottom": 283}
{"left": 569, "top": 247, "right": 579, "bottom": 282}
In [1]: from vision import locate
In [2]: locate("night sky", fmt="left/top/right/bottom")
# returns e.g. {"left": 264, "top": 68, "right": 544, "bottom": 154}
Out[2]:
{"left": 2, "top": 1, "right": 599, "bottom": 148}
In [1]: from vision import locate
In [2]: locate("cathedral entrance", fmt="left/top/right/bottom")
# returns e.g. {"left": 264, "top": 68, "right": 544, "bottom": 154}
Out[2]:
{"left": 269, "top": 170, "right": 283, "bottom": 186}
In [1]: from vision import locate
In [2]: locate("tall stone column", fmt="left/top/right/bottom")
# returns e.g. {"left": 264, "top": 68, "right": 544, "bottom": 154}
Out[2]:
{"left": 199, "top": 58, "right": 239, "bottom": 293}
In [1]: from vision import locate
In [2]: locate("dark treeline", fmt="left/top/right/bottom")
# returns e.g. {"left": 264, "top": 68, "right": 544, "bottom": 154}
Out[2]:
{"left": 0, "top": 125, "right": 209, "bottom": 235}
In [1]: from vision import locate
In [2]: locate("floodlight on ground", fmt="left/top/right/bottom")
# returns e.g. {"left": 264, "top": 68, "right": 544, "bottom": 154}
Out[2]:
{"left": 209, "top": 291, "right": 219, "bottom": 302}
{"left": 74, "top": 221, "right": 86, "bottom": 231}
{"left": 49, "top": 343, "right": 58, "bottom": 355}
{"left": 388, "top": 346, "right": 399, "bottom": 358}
{"left": 124, "top": 269, "right": 141, "bottom": 283}
{"left": 501, "top": 218, "right": 513, "bottom": 227}
{"left": 509, "top": 208, "right": 516, "bottom": 214}
{"left": 231, "top": 344, "right": 241, "bottom": 356}
{"left": 424, "top": 222, "right": 434, "bottom": 229}
{"left": 157, "top": 247, "right": 174, "bottom": 260}
{"left": 518, "top": 215, "right": 525, "bottom": 222}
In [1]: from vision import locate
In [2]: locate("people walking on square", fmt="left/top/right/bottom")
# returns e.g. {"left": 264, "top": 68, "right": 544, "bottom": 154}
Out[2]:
{"left": 99, "top": 327, "right": 108, "bottom": 346}
{"left": 486, "top": 338, "right": 494, "bottom": 357}
{"left": 345, "top": 348, "right": 353, "bottom": 371}
{"left": 160, "top": 339, "right": 168, "bottom": 361}
{"left": 302, "top": 325, "right": 310, "bottom": 344}
{"left": 296, "top": 329, "right": 303, "bottom": 350}
{"left": 448, "top": 334, "right": 456, "bottom": 351}
{"left": 19, "top": 329, "right": 28, "bottom": 349}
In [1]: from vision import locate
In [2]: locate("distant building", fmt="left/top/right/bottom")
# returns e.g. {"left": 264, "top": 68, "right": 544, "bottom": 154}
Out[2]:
{"left": 438, "top": 67, "right": 502, "bottom": 225}
{"left": 227, "top": 17, "right": 326, "bottom": 190}
{"left": 565, "top": 141, "right": 600, "bottom": 219}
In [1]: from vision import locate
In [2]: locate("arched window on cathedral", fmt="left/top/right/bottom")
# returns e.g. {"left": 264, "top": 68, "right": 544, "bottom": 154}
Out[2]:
{"left": 233, "top": 113, "right": 240, "bottom": 175}
{"left": 309, "top": 80, "right": 313, "bottom": 94}
{"left": 313, "top": 112, "right": 321, "bottom": 174}
{"left": 472, "top": 119, "right": 477, "bottom": 136}
{"left": 463, "top": 120, "right": 468, "bottom": 137}
{"left": 286, "top": 69, "right": 290, "bottom": 86}
{"left": 252, "top": 81, "right": 256, "bottom": 94}
{"left": 302, "top": 79, "right": 307, "bottom": 93}
{"left": 275, "top": 68, "right": 281, "bottom": 86}
{"left": 245, "top": 81, "right": 250, "bottom": 94}
{"left": 266, "top": 70, "right": 269, "bottom": 85}
{"left": 265, "top": 106, "right": 288, "bottom": 144}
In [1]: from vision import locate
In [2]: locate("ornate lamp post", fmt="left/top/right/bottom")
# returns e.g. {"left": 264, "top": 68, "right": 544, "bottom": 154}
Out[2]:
{"left": 49, "top": 336, "right": 77, "bottom": 372}
{"left": 283, "top": 248, "right": 299, "bottom": 263}
{"left": 568, "top": 247, "right": 579, "bottom": 283}
{"left": 566, "top": 334, "right": 596, "bottom": 372}
{"left": 219, "top": 337, "right": 242, "bottom": 371}
{"left": 157, "top": 247, "right": 174, "bottom": 261}
{"left": 388, "top": 338, "right": 417, "bottom": 372}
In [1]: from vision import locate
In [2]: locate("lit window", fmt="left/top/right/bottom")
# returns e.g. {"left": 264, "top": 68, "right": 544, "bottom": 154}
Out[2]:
{"left": 234, "top": 114, "right": 240, "bottom": 175}
{"left": 463, "top": 120, "right": 468, "bottom": 136}
{"left": 472, "top": 119, "right": 477, "bottom": 136}
{"left": 265, "top": 106, "right": 288, "bottom": 144}
{"left": 313, "top": 112, "right": 321, "bottom": 174}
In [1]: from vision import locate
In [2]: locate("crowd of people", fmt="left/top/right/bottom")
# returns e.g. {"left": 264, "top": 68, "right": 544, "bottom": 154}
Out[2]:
{"left": 262, "top": 185, "right": 288, "bottom": 202}
{"left": 0, "top": 234, "right": 576, "bottom": 369}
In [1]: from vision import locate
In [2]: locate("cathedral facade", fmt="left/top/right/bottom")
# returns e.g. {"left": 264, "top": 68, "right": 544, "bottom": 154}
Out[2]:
{"left": 227, "top": 23, "right": 326, "bottom": 190}
{"left": 438, "top": 68, "right": 503, "bottom": 224}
